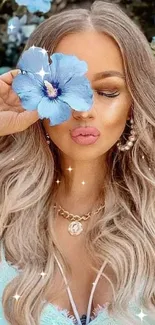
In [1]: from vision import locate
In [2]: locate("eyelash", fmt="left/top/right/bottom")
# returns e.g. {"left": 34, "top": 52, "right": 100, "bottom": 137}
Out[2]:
{"left": 95, "top": 90, "right": 120, "bottom": 98}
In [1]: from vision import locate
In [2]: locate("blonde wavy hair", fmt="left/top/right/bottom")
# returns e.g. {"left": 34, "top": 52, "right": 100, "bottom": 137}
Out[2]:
{"left": 0, "top": 1, "right": 155, "bottom": 324}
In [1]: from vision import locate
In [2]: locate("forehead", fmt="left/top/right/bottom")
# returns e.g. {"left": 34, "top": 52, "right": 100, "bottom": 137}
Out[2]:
{"left": 54, "top": 31, "right": 124, "bottom": 79}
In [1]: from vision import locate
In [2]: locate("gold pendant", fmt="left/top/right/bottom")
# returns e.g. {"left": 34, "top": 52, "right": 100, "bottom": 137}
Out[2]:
{"left": 68, "top": 221, "right": 83, "bottom": 236}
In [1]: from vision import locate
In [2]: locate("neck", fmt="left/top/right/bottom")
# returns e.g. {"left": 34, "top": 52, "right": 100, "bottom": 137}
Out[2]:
{"left": 54, "top": 154, "right": 107, "bottom": 214}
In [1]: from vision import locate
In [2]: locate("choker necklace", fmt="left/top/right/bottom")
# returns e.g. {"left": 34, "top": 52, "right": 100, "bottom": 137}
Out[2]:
{"left": 53, "top": 202, "right": 105, "bottom": 236}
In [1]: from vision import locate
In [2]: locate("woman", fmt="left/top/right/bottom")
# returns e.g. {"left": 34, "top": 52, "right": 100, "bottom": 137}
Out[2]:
{"left": 0, "top": 1, "right": 154, "bottom": 324}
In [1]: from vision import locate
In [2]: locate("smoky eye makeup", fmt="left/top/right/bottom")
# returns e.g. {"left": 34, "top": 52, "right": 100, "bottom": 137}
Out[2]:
{"left": 92, "top": 79, "right": 128, "bottom": 98}
{"left": 95, "top": 89, "right": 120, "bottom": 98}
{"left": 94, "top": 84, "right": 120, "bottom": 93}
{"left": 93, "top": 79, "right": 126, "bottom": 92}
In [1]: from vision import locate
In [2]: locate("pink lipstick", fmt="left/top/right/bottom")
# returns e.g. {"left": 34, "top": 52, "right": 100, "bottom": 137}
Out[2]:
{"left": 70, "top": 127, "right": 100, "bottom": 145}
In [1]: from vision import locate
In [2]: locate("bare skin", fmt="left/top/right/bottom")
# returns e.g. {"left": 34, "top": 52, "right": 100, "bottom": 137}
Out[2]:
{"left": 42, "top": 30, "right": 132, "bottom": 317}
{"left": 44, "top": 223, "right": 116, "bottom": 317}
{"left": 43, "top": 30, "right": 132, "bottom": 214}
{"left": 0, "top": 31, "right": 132, "bottom": 318}
{"left": 0, "top": 69, "right": 39, "bottom": 136}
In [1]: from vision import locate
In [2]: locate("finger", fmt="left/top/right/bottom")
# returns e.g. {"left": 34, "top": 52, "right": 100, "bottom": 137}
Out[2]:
{"left": 0, "top": 104, "right": 25, "bottom": 113}
{"left": 0, "top": 110, "right": 39, "bottom": 136}
{"left": 15, "top": 110, "right": 40, "bottom": 132}
{"left": 0, "top": 69, "right": 21, "bottom": 85}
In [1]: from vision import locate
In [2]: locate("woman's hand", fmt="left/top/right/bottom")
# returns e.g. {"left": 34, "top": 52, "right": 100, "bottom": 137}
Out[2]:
{"left": 0, "top": 69, "right": 39, "bottom": 136}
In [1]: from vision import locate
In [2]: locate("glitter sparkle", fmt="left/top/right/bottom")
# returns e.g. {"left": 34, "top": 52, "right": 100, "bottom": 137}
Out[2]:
{"left": 67, "top": 166, "right": 73, "bottom": 172}
{"left": 56, "top": 180, "right": 61, "bottom": 184}
{"left": 8, "top": 23, "right": 15, "bottom": 31}
{"left": 13, "top": 293, "right": 21, "bottom": 301}
{"left": 40, "top": 271, "right": 47, "bottom": 278}
{"left": 136, "top": 309, "right": 148, "bottom": 321}
{"left": 35, "top": 66, "right": 50, "bottom": 80}
{"left": 39, "top": 48, "right": 48, "bottom": 56}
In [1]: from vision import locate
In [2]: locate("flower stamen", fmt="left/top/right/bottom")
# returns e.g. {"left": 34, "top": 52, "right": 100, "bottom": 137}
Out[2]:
{"left": 44, "top": 80, "right": 58, "bottom": 98}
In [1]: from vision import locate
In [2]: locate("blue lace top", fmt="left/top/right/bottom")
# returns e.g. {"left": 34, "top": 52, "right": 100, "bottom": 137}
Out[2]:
{"left": 0, "top": 239, "right": 154, "bottom": 325}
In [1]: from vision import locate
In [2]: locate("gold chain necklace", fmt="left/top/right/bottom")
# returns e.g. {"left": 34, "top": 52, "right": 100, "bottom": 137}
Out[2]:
{"left": 53, "top": 202, "right": 105, "bottom": 236}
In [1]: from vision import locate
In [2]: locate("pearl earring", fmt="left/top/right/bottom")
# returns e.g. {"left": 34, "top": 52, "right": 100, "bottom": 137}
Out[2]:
{"left": 45, "top": 133, "right": 51, "bottom": 145}
{"left": 116, "top": 117, "right": 137, "bottom": 151}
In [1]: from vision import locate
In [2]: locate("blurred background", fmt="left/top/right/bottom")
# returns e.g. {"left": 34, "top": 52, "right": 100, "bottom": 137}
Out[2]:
{"left": 0, "top": 0, "right": 155, "bottom": 74}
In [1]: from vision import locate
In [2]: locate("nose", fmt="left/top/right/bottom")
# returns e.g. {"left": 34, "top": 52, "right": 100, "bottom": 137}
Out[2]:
{"left": 72, "top": 105, "right": 95, "bottom": 121}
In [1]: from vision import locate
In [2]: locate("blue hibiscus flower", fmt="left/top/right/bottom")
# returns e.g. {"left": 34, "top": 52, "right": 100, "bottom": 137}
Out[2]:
{"left": 12, "top": 47, "right": 94, "bottom": 126}
{"left": 7, "top": 15, "right": 27, "bottom": 45}
{"left": 15, "top": 0, "right": 53, "bottom": 13}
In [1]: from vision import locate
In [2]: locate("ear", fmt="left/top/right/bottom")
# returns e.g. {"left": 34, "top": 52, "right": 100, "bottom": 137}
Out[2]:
{"left": 127, "top": 103, "right": 134, "bottom": 120}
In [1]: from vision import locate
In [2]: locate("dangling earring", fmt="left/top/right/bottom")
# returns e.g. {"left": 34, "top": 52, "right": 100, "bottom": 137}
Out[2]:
{"left": 45, "top": 133, "right": 51, "bottom": 145}
{"left": 116, "top": 116, "right": 137, "bottom": 151}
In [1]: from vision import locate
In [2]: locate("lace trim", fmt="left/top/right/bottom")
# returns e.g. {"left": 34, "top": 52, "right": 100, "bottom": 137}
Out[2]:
{"left": 91, "top": 302, "right": 110, "bottom": 319}
{"left": 47, "top": 303, "right": 77, "bottom": 324}
{"left": 48, "top": 302, "right": 109, "bottom": 324}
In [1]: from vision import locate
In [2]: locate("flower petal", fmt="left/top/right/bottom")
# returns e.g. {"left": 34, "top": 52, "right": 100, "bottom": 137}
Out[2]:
{"left": 49, "top": 53, "right": 88, "bottom": 86}
{"left": 18, "top": 91, "right": 44, "bottom": 110}
{"left": 38, "top": 97, "right": 71, "bottom": 125}
{"left": 60, "top": 76, "right": 94, "bottom": 111}
{"left": 20, "top": 14, "right": 27, "bottom": 25}
{"left": 12, "top": 73, "right": 44, "bottom": 110}
{"left": 12, "top": 72, "right": 43, "bottom": 94}
{"left": 27, "top": 1, "right": 51, "bottom": 13}
{"left": 8, "top": 17, "right": 20, "bottom": 35}
{"left": 16, "top": 47, "right": 50, "bottom": 82}
{"left": 15, "top": 0, "right": 29, "bottom": 5}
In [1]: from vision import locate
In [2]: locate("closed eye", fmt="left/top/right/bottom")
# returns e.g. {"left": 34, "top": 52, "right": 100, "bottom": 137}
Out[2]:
{"left": 95, "top": 90, "right": 120, "bottom": 98}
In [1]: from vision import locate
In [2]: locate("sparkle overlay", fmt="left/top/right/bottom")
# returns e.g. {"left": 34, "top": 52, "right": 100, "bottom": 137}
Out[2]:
{"left": 8, "top": 23, "right": 15, "bottom": 32}
{"left": 136, "top": 309, "right": 148, "bottom": 322}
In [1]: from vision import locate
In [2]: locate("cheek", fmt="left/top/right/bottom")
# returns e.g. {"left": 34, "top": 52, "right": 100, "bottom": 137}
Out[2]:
{"left": 105, "top": 119, "right": 127, "bottom": 146}
{"left": 47, "top": 125, "right": 71, "bottom": 154}
{"left": 99, "top": 100, "right": 130, "bottom": 143}
{"left": 104, "top": 111, "right": 128, "bottom": 136}
{"left": 42, "top": 120, "right": 65, "bottom": 149}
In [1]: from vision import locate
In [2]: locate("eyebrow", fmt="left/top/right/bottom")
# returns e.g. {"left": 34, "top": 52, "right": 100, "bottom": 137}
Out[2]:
{"left": 92, "top": 70, "right": 125, "bottom": 81}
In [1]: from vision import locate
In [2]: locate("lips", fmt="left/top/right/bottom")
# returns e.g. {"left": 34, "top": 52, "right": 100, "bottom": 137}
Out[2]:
{"left": 70, "top": 127, "right": 100, "bottom": 138}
